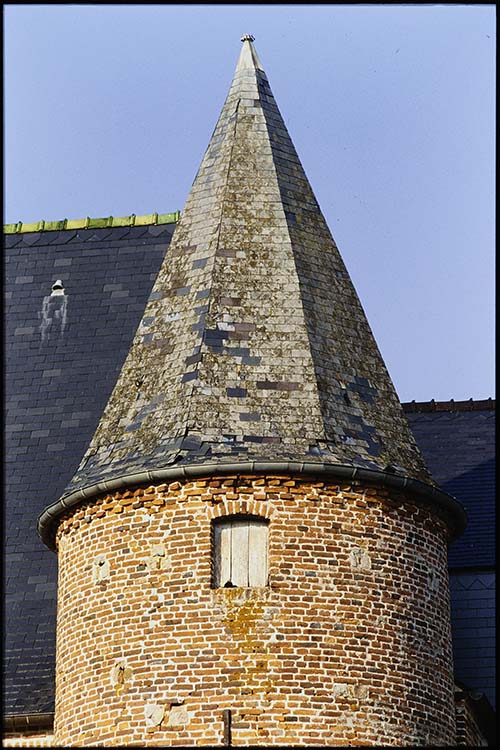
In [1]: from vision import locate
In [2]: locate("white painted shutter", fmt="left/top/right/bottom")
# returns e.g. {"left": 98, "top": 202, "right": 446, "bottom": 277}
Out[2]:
{"left": 248, "top": 520, "right": 268, "bottom": 586}
{"left": 214, "top": 521, "right": 232, "bottom": 587}
{"left": 231, "top": 519, "right": 250, "bottom": 587}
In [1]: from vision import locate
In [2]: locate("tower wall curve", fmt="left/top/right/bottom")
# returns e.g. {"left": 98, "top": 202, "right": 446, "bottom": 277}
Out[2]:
{"left": 53, "top": 474, "right": 456, "bottom": 746}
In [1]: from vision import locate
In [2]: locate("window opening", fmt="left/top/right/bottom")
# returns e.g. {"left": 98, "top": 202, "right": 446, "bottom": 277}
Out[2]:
{"left": 212, "top": 515, "right": 269, "bottom": 588}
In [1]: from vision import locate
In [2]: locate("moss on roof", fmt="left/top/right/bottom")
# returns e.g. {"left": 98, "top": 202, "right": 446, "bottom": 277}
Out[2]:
{"left": 3, "top": 211, "right": 180, "bottom": 234}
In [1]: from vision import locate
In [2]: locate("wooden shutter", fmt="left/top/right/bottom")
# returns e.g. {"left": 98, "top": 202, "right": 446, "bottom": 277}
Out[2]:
{"left": 213, "top": 521, "right": 232, "bottom": 588}
{"left": 248, "top": 521, "right": 268, "bottom": 586}
{"left": 213, "top": 516, "right": 268, "bottom": 587}
{"left": 231, "top": 519, "right": 250, "bottom": 586}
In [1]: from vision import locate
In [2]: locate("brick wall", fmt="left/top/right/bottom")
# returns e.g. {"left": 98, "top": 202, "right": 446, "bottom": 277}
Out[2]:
{"left": 455, "top": 694, "right": 488, "bottom": 746}
{"left": 53, "top": 475, "right": 456, "bottom": 746}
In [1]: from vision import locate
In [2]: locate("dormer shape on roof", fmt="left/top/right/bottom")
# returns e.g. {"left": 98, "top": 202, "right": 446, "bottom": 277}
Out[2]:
{"left": 39, "top": 37, "right": 466, "bottom": 546}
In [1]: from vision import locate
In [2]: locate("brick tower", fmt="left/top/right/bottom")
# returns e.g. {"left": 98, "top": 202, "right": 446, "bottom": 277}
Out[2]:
{"left": 39, "top": 36, "right": 465, "bottom": 746}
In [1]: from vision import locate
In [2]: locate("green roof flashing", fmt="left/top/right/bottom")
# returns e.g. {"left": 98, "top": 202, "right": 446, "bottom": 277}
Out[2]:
{"left": 3, "top": 211, "right": 180, "bottom": 235}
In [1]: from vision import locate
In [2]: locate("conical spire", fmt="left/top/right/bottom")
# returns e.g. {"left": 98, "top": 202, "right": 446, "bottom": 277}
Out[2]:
{"left": 52, "top": 37, "right": 435, "bottom": 505}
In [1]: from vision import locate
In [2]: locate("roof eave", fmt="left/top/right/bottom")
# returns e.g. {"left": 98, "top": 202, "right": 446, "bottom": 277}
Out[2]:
{"left": 38, "top": 460, "right": 466, "bottom": 552}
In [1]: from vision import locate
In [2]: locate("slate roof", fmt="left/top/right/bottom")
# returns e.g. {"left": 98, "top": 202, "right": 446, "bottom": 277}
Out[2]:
{"left": 403, "top": 399, "right": 496, "bottom": 709}
{"left": 39, "top": 36, "right": 456, "bottom": 551}
{"left": 403, "top": 400, "right": 495, "bottom": 569}
{"left": 450, "top": 570, "right": 495, "bottom": 709}
{"left": 4, "top": 218, "right": 176, "bottom": 716}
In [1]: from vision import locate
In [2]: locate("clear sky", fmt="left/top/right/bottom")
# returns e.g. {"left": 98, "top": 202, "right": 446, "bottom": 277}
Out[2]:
{"left": 4, "top": 4, "right": 495, "bottom": 403}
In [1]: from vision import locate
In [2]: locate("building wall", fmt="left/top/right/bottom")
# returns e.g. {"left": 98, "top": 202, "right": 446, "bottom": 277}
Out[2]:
{"left": 455, "top": 696, "right": 488, "bottom": 747}
{"left": 404, "top": 402, "right": 496, "bottom": 710}
{"left": 2, "top": 734, "right": 54, "bottom": 748}
{"left": 53, "top": 475, "right": 456, "bottom": 746}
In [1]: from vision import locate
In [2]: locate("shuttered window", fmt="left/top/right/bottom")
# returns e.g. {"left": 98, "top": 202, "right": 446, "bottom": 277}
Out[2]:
{"left": 212, "top": 516, "right": 269, "bottom": 588}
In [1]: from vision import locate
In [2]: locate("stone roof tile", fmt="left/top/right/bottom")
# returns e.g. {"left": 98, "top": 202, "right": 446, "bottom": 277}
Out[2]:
{"left": 43, "top": 38, "right": 440, "bottom": 545}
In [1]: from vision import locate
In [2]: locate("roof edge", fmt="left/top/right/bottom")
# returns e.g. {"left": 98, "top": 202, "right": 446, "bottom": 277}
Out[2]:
{"left": 3, "top": 713, "right": 54, "bottom": 733}
{"left": 38, "top": 460, "right": 467, "bottom": 552}
{"left": 402, "top": 398, "right": 495, "bottom": 413}
{"left": 3, "top": 211, "right": 180, "bottom": 234}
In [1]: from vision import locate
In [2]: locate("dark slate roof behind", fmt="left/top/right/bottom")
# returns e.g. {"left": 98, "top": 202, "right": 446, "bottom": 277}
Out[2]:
{"left": 403, "top": 400, "right": 495, "bottom": 569}
{"left": 449, "top": 570, "right": 495, "bottom": 709}
{"left": 4, "top": 221, "right": 175, "bottom": 716}
{"left": 404, "top": 400, "right": 496, "bottom": 708}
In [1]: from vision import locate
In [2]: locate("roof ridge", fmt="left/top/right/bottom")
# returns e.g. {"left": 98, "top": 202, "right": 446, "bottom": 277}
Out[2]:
{"left": 3, "top": 211, "right": 180, "bottom": 235}
{"left": 402, "top": 398, "right": 495, "bottom": 413}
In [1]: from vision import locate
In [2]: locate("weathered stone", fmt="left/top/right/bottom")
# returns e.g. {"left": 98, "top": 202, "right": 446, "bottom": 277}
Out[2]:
{"left": 110, "top": 659, "right": 132, "bottom": 693}
{"left": 167, "top": 703, "right": 190, "bottom": 727}
{"left": 349, "top": 546, "right": 372, "bottom": 570}
{"left": 92, "top": 554, "right": 110, "bottom": 583}
{"left": 144, "top": 703, "right": 165, "bottom": 728}
{"left": 332, "top": 683, "right": 349, "bottom": 698}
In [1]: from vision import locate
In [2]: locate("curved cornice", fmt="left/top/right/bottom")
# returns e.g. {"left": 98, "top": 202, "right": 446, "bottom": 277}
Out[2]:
{"left": 38, "top": 460, "right": 466, "bottom": 551}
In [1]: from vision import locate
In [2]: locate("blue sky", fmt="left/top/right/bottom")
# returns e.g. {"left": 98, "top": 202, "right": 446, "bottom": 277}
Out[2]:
{"left": 4, "top": 4, "right": 495, "bottom": 402}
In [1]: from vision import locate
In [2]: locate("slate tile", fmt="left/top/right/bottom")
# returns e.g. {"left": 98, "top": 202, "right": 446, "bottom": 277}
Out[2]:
{"left": 21, "top": 233, "right": 42, "bottom": 246}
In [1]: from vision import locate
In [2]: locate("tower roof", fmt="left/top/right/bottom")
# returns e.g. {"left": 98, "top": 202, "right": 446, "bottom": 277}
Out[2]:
{"left": 39, "top": 37, "right": 466, "bottom": 546}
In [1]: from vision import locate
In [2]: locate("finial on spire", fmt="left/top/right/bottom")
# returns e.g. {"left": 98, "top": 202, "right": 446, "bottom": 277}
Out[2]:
{"left": 236, "top": 34, "right": 263, "bottom": 72}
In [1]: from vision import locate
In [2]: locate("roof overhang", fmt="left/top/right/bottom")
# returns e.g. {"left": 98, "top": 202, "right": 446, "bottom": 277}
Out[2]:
{"left": 38, "top": 460, "right": 466, "bottom": 552}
